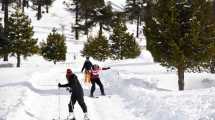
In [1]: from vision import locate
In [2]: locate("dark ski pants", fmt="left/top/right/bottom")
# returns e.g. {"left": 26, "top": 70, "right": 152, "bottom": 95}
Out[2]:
{"left": 90, "top": 78, "right": 105, "bottom": 96}
{"left": 68, "top": 95, "right": 87, "bottom": 113}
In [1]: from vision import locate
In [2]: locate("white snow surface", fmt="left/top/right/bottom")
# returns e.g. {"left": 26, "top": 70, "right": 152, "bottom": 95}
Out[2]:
{"left": 1, "top": 0, "right": 215, "bottom": 120}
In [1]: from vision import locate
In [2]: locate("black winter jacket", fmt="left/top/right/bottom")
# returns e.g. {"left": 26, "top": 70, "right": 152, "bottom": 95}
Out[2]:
{"left": 81, "top": 60, "right": 93, "bottom": 72}
{"left": 59, "top": 74, "right": 84, "bottom": 97}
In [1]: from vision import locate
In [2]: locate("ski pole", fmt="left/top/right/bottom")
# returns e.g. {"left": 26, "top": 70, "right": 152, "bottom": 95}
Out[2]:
{"left": 117, "top": 71, "right": 120, "bottom": 81}
{"left": 57, "top": 80, "right": 61, "bottom": 120}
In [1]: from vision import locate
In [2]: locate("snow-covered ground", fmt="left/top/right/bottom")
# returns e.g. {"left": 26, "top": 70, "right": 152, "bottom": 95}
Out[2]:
{"left": 1, "top": 0, "right": 215, "bottom": 120}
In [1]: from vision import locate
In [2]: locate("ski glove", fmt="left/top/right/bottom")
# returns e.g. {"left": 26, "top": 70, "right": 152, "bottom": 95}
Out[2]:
{"left": 66, "top": 87, "right": 72, "bottom": 93}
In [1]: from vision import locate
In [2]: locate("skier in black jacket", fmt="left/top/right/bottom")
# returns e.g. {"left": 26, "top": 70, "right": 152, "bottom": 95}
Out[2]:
{"left": 81, "top": 57, "right": 93, "bottom": 84}
{"left": 58, "top": 69, "right": 89, "bottom": 120}
{"left": 81, "top": 57, "right": 93, "bottom": 72}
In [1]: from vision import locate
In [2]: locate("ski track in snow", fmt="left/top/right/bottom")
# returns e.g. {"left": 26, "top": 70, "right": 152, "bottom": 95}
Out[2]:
{"left": 2, "top": 61, "right": 215, "bottom": 120}
{"left": 0, "top": 61, "right": 148, "bottom": 120}
{"left": 0, "top": 87, "right": 27, "bottom": 120}
{"left": 1, "top": 54, "right": 215, "bottom": 120}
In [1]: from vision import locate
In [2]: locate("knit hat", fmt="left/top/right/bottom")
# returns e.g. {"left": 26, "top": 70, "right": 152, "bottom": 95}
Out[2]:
{"left": 66, "top": 69, "right": 72, "bottom": 79}
{"left": 67, "top": 69, "right": 72, "bottom": 74}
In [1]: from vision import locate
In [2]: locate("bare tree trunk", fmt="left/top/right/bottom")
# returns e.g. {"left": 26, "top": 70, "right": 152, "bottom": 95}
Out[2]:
{"left": 177, "top": 64, "right": 185, "bottom": 90}
{"left": 75, "top": 1, "right": 79, "bottom": 40}
{"left": 26, "top": 0, "right": 29, "bottom": 8}
{"left": 136, "top": 15, "right": 140, "bottom": 38}
{"left": 3, "top": 0, "right": 8, "bottom": 61}
{"left": 17, "top": 53, "right": 21, "bottom": 67}
{"left": 46, "top": 5, "right": 49, "bottom": 13}
{"left": 3, "top": 54, "right": 8, "bottom": 61}
{"left": 2, "top": 1, "right": 5, "bottom": 11}
{"left": 84, "top": 13, "right": 89, "bottom": 35}
{"left": 22, "top": 0, "right": 25, "bottom": 12}
{"left": 210, "top": 58, "right": 215, "bottom": 73}
{"left": 99, "top": 22, "right": 103, "bottom": 36}
{"left": 4, "top": 0, "right": 8, "bottom": 31}
{"left": 17, "top": 0, "right": 22, "bottom": 8}
{"left": 22, "top": 0, "right": 29, "bottom": 12}
{"left": 37, "top": 0, "right": 42, "bottom": 20}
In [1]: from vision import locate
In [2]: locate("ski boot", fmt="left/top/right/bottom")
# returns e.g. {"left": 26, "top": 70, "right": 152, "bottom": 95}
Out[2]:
{"left": 67, "top": 112, "right": 75, "bottom": 120}
{"left": 101, "top": 92, "right": 106, "bottom": 96}
{"left": 84, "top": 113, "right": 90, "bottom": 120}
{"left": 89, "top": 94, "right": 94, "bottom": 98}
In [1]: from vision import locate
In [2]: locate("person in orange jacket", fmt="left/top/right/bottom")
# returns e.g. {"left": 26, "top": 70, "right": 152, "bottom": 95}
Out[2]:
{"left": 81, "top": 57, "right": 93, "bottom": 84}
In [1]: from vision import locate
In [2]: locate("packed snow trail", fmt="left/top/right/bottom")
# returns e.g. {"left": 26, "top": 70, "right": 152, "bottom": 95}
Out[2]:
{"left": 0, "top": 61, "right": 143, "bottom": 120}
{"left": 1, "top": 60, "right": 215, "bottom": 120}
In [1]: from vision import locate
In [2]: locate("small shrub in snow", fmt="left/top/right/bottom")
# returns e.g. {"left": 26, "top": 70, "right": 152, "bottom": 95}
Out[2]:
{"left": 82, "top": 34, "right": 110, "bottom": 61}
{"left": 40, "top": 28, "right": 67, "bottom": 64}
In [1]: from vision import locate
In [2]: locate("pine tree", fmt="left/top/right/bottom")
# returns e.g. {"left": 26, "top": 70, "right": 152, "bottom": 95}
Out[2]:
{"left": 40, "top": 28, "right": 67, "bottom": 64}
{"left": 30, "top": 0, "right": 55, "bottom": 20}
{"left": 73, "top": 0, "right": 80, "bottom": 40}
{"left": 207, "top": 0, "right": 215, "bottom": 73}
{"left": 204, "top": 1, "right": 215, "bottom": 73}
{"left": 1, "top": 0, "right": 15, "bottom": 11}
{"left": 125, "top": 0, "right": 146, "bottom": 38}
{"left": 122, "top": 33, "right": 141, "bottom": 59}
{"left": 68, "top": 0, "right": 81, "bottom": 40}
{"left": 1, "top": 0, "right": 15, "bottom": 61}
{"left": 0, "top": 0, "right": 13, "bottom": 59}
{"left": 144, "top": 0, "right": 215, "bottom": 90}
{"left": 95, "top": 3, "right": 114, "bottom": 36}
{"left": 78, "top": 0, "right": 105, "bottom": 35}
{"left": 1, "top": 0, "right": 27, "bottom": 12}
{"left": 110, "top": 16, "right": 141, "bottom": 60}
{"left": 82, "top": 34, "right": 110, "bottom": 61}
{"left": 7, "top": 9, "right": 38, "bottom": 67}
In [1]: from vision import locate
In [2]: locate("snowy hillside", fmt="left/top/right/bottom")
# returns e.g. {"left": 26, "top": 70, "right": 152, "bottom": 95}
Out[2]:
{"left": 1, "top": 0, "right": 215, "bottom": 120}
